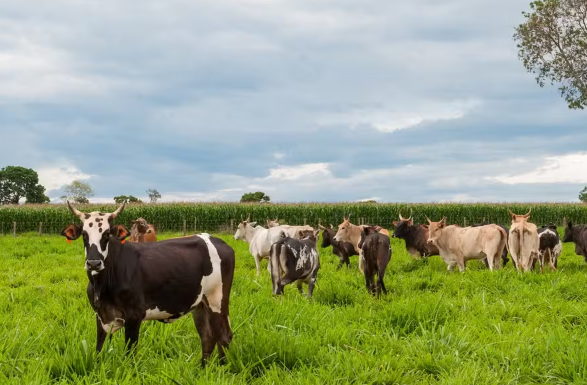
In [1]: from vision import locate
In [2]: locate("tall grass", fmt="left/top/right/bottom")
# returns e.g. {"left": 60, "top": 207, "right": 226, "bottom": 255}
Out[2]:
{"left": 1, "top": 202, "right": 586, "bottom": 234}
{"left": 1, "top": 230, "right": 587, "bottom": 383}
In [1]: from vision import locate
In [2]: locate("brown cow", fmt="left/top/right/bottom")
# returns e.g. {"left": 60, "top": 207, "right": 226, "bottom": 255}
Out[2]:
{"left": 358, "top": 226, "right": 391, "bottom": 296}
{"left": 427, "top": 217, "right": 507, "bottom": 272}
{"left": 392, "top": 209, "right": 439, "bottom": 259}
{"left": 129, "top": 217, "right": 157, "bottom": 243}
{"left": 507, "top": 208, "right": 539, "bottom": 272}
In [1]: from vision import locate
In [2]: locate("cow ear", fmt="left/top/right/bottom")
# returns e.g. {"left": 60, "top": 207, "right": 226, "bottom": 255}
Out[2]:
{"left": 111, "top": 225, "right": 131, "bottom": 241}
{"left": 249, "top": 221, "right": 257, "bottom": 227}
{"left": 422, "top": 224, "right": 429, "bottom": 229}
{"left": 61, "top": 224, "right": 82, "bottom": 241}
{"left": 298, "top": 230, "right": 305, "bottom": 238}
{"left": 130, "top": 220, "right": 136, "bottom": 225}
{"left": 392, "top": 221, "right": 398, "bottom": 226}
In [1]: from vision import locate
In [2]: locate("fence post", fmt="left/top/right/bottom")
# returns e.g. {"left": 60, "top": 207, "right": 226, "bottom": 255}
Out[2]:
{"left": 39, "top": 222, "right": 43, "bottom": 236}
{"left": 183, "top": 220, "right": 187, "bottom": 236}
{"left": 13, "top": 222, "right": 16, "bottom": 237}
{"left": 230, "top": 219, "right": 234, "bottom": 233}
{"left": 304, "top": 218, "right": 307, "bottom": 226}
{"left": 563, "top": 217, "right": 567, "bottom": 227}
{"left": 194, "top": 217, "right": 197, "bottom": 234}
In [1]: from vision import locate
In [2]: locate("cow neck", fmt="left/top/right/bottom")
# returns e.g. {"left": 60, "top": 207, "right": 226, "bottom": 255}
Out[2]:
{"left": 246, "top": 225, "right": 264, "bottom": 242}
{"left": 573, "top": 225, "right": 586, "bottom": 242}
{"left": 89, "top": 240, "right": 139, "bottom": 306}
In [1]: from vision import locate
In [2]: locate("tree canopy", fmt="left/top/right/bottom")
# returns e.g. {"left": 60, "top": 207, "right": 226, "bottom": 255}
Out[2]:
{"left": 240, "top": 191, "right": 271, "bottom": 203}
{"left": 0, "top": 166, "right": 50, "bottom": 204}
{"left": 580, "top": 186, "right": 587, "bottom": 203}
{"left": 114, "top": 195, "right": 142, "bottom": 204}
{"left": 146, "top": 188, "right": 161, "bottom": 203}
{"left": 514, "top": 0, "right": 587, "bottom": 109}
{"left": 60, "top": 180, "right": 94, "bottom": 204}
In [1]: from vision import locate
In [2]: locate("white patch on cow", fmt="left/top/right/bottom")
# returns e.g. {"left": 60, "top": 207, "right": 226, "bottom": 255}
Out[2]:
{"left": 553, "top": 240, "right": 562, "bottom": 257}
{"left": 293, "top": 245, "right": 317, "bottom": 271}
{"left": 144, "top": 306, "right": 174, "bottom": 321}
{"left": 90, "top": 270, "right": 99, "bottom": 276}
{"left": 191, "top": 233, "right": 223, "bottom": 313}
{"left": 98, "top": 315, "right": 124, "bottom": 334}
{"left": 82, "top": 212, "right": 112, "bottom": 259}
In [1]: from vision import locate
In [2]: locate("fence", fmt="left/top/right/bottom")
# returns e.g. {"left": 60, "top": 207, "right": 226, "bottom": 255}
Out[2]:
{"left": 0, "top": 212, "right": 582, "bottom": 237}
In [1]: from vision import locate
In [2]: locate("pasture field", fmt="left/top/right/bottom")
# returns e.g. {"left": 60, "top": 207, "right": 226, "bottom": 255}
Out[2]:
{"left": 1, "top": 231, "right": 587, "bottom": 384}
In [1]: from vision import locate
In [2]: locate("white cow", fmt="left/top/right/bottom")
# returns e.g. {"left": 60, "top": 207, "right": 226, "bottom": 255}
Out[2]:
{"left": 266, "top": 219, "right": 315, "bottom": 240}
{"left": 234, "top": 215, "right": 286, "bottom": 276}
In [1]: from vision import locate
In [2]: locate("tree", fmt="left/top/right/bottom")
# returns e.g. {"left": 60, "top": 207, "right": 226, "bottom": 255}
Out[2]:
{"left": 0, "top": 166, "right": 50, "bottom": 204}
{"left": 114, "top": 195, "right": 142, "bottom": 204}
{"left": 240, "top": 191, "right": 270, "bottom": 203}
{"left": 580, "top": 186, "right": 587, "bottom": 203}
{"left": 60, "top": 180, "right": 94, "bottom": 204}
{"left": 514, "top": 0, "right": 587, "bottom": 109}
{"left": 146, "top": 188, "right": 161, "bottom": 203}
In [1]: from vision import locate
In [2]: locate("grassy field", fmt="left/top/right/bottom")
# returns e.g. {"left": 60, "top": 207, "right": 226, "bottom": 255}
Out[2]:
{"left": 1, "top": 230, "right": 587, "bottom": 384}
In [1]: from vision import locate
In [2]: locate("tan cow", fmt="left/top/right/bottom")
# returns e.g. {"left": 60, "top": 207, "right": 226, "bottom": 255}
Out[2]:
{"left": 333, "top": 215, "right": 390, "bottom": 273}
{"left": 507, "top": 208, "right": 539, "bottom": 272}
{"left": 266, "top": 219, "right": 315, "bottom": 239}
{"left": 129, "top": 217, "right": 157, "bottom": 243}
{"left": 427, "top": 217, "right": 507, "bottom": 272}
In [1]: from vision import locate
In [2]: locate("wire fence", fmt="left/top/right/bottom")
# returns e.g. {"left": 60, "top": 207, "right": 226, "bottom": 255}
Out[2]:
{"left": 0, "top": 214, "right": 574, "bottom": 237}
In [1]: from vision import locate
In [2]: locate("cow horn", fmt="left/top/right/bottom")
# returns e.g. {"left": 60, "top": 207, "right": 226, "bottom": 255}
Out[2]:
{"left": 246, "top": 213, "right": 251, "bottom": 222}
{"left": 524, "top": 208, "right": 532, "bottom": 218}
{"left": 407, "top": 208, "right": 413, "bottom": 221}
{"left": 507, "top": 207, "right": 515, "bottom": 219}
{"left": 399, "top": 210, "right": 405, "bottom": 221}
{"left": 67, "top": 201, "right": 85, "bottom": 220}
{"left": 426, "top": 216, "right": 432, "bottom": 224}
{"left": 110, "top": 202, "right": 126, "bottom": 219}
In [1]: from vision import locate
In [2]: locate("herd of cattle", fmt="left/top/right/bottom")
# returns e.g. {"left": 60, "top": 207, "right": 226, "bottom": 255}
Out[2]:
{"left": 58, "top": 202, "right": 587, "bottom": 367}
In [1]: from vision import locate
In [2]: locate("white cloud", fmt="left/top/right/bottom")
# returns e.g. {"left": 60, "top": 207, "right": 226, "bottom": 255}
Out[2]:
{"left": 0, "top": 36, "right": 112, "bottom": 102}
{"left": 492, "top": 153, "right": 587, "bottom": 185}
{"left": 319, "top": 99, "right": 482, "bottom": 132}
{"left": 38, "top": 166, "right": 92, "bottom": 191}
{"left": 266, "top": 163, "right": 331, "bottom": 181}
{"left": 273, "top": 152, "right": 285, "bottom": 159}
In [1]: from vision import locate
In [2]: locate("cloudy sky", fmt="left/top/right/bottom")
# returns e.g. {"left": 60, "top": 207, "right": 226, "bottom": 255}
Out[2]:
{"left": 1, "top": 0, "right": 585, "bottom": 203}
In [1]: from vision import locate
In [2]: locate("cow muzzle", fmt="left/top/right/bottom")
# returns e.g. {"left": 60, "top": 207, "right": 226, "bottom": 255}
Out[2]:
{"left": 85, "top": 259, "right": 105, "bottom": 274}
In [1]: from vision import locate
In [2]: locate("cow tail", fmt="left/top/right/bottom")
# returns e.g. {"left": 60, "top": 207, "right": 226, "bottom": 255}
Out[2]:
{"left": 498, "top": 226, "right": 510, "bottom": 259}
{"left": 270, "top": 242, "right": 282, "bottom": 294}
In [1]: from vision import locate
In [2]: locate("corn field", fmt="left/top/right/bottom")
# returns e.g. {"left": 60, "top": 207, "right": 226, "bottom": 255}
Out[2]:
{"left": 0, "top": 202, "right": 586, "bottom": 235}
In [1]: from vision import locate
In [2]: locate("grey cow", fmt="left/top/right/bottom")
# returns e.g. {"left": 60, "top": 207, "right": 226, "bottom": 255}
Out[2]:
{"left": 270, "top": 230, "right": 320, "bottom": 297}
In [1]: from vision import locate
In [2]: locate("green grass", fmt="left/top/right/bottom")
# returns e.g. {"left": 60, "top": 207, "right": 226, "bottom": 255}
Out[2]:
{"left": 1, "top": 230, "right": 587, "bottom": 384}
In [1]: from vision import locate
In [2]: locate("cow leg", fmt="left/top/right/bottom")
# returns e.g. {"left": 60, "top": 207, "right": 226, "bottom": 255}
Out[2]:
{"left": 95, "top": 315, "right": 107, "bottom": 353}
{"left": 481, "top": 258, "right": 490, "bottom": 269}
{"left": 336, "top": 257, "right": 343, "bottom": 270}
{"left": 358, "top": 254, "right": 365, "bottom": 274}
{"left": 192, "top": 304, "right": 216, "bottom": 367}
{"left": 211, "top": 312, "right": 232, "bottom": 365}
{"left": 296, "top": 280, "right": 304, "bottom": 295}
{"left": 447, "top": 262, "right": 457, "bottom": 272}
{"left": 254, "top": 255, "right": 261, "bottom": 276}
{"left": 307, "top": 276, "right": 317, "bottom": 298}
{"left": 277, "top": 277, "right": 295, "bottom": 295}
{"left": 457, "top": 260, "right": 466, "bottom": 272}
{"left": 123, "top": 319, "right": 141, "bottom": 354}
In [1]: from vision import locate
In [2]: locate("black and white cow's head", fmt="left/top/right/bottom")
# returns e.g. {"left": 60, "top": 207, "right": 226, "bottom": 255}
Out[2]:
{"left": 60, "top": 201, "right": 130, "bottom": 275}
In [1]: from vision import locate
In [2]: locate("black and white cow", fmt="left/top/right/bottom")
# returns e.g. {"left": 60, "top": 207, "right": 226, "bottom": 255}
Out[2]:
{"left": 537, "top": 224, "right": 562, "bottom": 272}
{"left": 60, "top": 202, "right": 235, "bottom": 367}
{"left": 270, "top": 230, "right": 320, "bottom": 297}
{"left": 358, "top": 226, "right": 391, "bottom": 297}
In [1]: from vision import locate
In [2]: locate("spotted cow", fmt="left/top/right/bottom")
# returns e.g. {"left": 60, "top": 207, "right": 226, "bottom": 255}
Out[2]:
{"left": 270, "top": 230, "right": 320, "bottom": 297}
{"left": 60, "top": 202, "right": 235, "bottom": 367}
{"left": 537, "top": 223, "right": 562, "bottom": 272}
